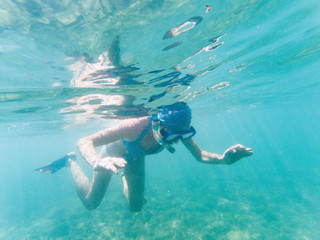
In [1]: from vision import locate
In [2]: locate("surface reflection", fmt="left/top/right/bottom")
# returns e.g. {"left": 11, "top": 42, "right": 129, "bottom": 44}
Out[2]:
{"left": 163, "top": 16, "right": 203, "bottom": 39}
{"left": 62, "top": 22, "right": 228, "bottom": 125}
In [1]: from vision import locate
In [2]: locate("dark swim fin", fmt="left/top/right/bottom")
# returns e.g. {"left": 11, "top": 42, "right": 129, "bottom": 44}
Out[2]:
{"left": 35, "top": 152, "right": 76, "bottom": 174}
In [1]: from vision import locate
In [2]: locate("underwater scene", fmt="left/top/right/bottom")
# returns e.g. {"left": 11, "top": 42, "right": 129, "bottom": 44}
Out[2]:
{"left": 1, "top": 0, "right": 320, "bottom": 239}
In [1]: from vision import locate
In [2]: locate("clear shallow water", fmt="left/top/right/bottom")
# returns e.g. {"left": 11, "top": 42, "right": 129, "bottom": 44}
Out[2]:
{"left": 1, "top": 0, "right": 320, "bottom": 239}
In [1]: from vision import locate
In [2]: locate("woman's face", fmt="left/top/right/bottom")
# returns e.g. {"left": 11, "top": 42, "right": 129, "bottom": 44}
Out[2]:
{"left": 159, "top": 125, "right": 180, "bottom": 144}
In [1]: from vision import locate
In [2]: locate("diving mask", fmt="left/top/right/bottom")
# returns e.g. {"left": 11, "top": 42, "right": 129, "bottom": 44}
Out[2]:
{"left": 160, "top": 126, "right": 196, "bottom": 143}
{"left": 151, "top": 114, "right": 196, "bottom": 153}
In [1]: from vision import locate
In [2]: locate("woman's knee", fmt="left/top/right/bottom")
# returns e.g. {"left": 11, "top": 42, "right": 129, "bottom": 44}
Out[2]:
{"left": 129, "top": 200, "right": 144, "bottom": 212}
{"left": 83, "top": 199, "right": 101, "bottom": 211}
{"left": 128, "top": 192, "right": 146, "bottom": 212}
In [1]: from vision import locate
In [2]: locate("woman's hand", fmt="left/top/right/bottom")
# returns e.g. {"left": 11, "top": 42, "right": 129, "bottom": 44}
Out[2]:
{"left": 222, "top": 144, "right": 253, "bottom": 165}
{"left": 93, "top": 157, "right": 127, "bottom": 174}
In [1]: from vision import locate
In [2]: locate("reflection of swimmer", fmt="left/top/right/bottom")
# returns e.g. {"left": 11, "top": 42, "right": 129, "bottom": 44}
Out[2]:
{"left": 64, "top": 36, "right": 147, "bottom": 123}
{"left": 69, "top": 35, "right": 140, "bottom": 88}
{"left": 36, "top": 102, "right": 253, "bottom": 212}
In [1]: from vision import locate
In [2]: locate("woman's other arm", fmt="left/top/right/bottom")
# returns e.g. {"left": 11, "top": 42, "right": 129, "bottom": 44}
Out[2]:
{"left": 77, "top": 118, "right": 149, "bottom": 173}
{"left": 182, "top": 138, "right": 253, "bottom": 165}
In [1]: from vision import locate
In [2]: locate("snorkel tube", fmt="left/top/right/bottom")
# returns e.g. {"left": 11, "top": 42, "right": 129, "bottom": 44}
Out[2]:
{"left": 151, "top": 113, "right": 176, "bottom": 153}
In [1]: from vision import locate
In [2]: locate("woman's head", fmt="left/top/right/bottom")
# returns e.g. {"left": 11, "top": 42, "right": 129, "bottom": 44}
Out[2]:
{"left": 157, "top": 102, "right": 191, "bottom": 131}
{"left": 151, "top": 102, "right": 195, "bottom": 152}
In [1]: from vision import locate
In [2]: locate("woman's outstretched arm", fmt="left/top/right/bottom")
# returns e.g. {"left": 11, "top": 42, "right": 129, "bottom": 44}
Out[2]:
{"left": 182, "top": 138, "right": 253, "bottom": 165}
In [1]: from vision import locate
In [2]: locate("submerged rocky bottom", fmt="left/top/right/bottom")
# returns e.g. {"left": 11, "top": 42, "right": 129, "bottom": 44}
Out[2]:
{"left": 1, "top": 172, "right": 318, "bottom": 240}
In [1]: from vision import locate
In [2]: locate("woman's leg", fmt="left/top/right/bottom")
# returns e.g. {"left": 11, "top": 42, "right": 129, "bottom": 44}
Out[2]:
{"left": 69, "top": 160, "right": 112, "bottom": 210}
{"left": 122, "top": 157, "right": 145, "bottom": 212}
{"left": 69, "top": 146, "right": 114, "bottom": 210}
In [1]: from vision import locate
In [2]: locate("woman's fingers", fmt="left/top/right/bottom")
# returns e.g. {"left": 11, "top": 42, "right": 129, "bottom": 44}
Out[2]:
{"left": 233, "top": 144, "right": 253, "bottom": 154}
{"left": 108, "top": 164, "right": 119, "bottom": 175}
{"left": 98, "top": 157, "right": 127, "bottom": 174}
{"left": 246, "top": 148, "right": 253, "bottom": 154}
{"left": 110, "top": 157, "right": 127, "bottom": 168}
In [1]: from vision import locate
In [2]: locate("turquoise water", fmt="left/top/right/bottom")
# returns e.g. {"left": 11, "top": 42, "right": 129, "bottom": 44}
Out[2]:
{"left": 1, "top": 0, "right": 320, "bottom": 239}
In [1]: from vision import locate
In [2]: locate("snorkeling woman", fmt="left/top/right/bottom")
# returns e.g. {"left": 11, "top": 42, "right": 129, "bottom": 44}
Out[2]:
{"left": 36, "top": 102, "right": 253, "bottom": 212}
